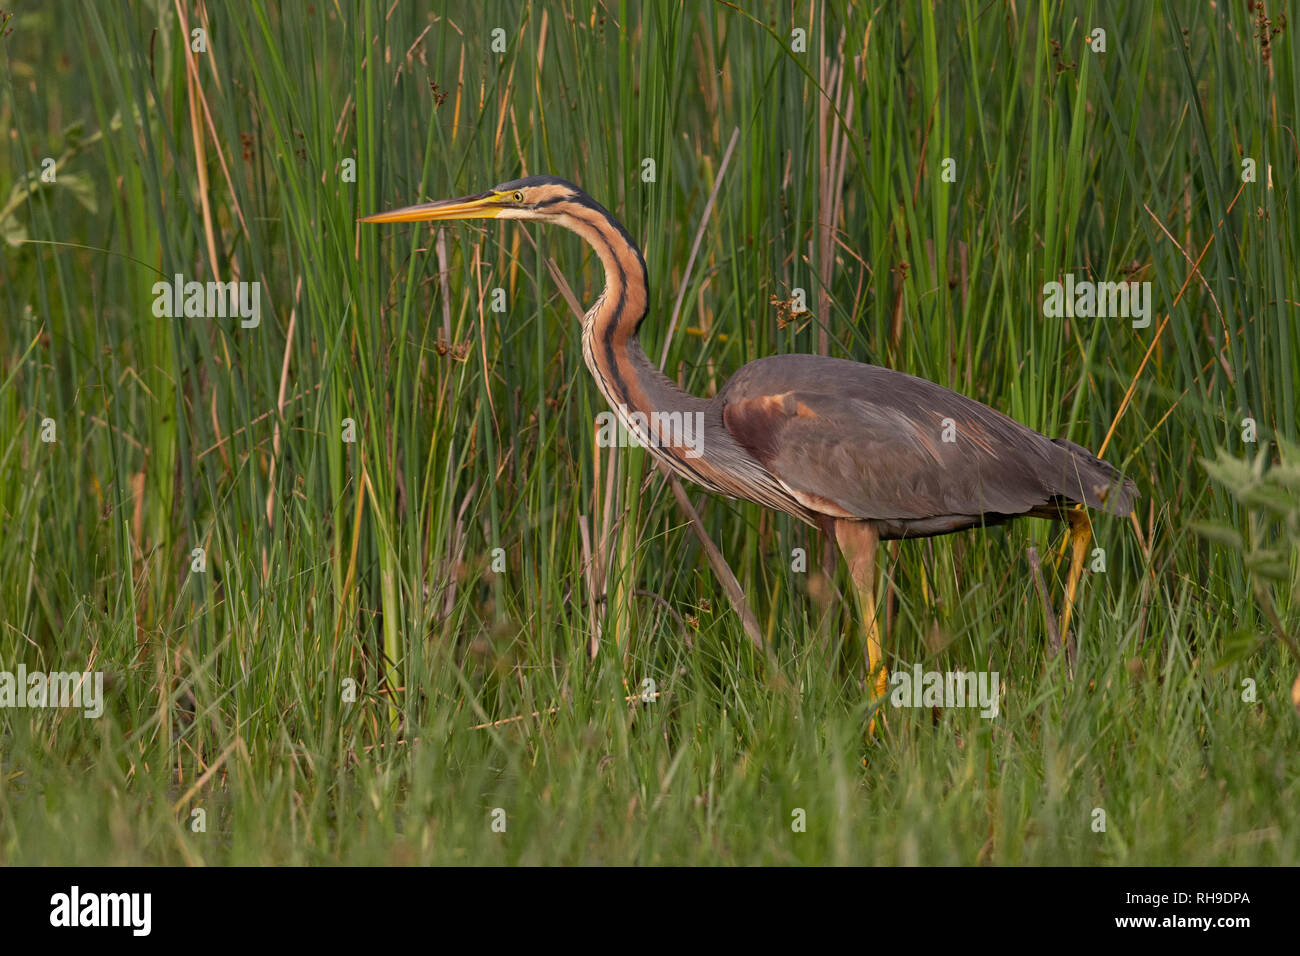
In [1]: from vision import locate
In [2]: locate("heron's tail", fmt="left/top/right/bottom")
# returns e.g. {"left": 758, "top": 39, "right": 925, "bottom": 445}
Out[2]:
{"left": 1051, "top": 438, "right": 1138, "bottom": 516}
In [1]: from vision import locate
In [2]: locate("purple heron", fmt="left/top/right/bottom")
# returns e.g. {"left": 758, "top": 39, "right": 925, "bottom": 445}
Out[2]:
{"left": 362, "top": 175, "right": 1137, "bottom": 701}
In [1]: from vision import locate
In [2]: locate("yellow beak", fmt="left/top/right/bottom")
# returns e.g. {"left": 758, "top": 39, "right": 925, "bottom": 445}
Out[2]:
{"left": 359, "top": 191, "right": 505, "bottom": 224}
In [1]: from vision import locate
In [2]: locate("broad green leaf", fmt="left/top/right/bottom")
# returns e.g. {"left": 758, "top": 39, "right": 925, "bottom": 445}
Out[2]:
{"left": 1190, "top": 521, "right": 1244, "bottom": 552}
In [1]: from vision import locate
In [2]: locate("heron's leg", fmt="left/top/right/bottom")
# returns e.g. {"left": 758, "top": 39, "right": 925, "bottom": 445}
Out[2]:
{"left": 834, "top": 520, "right": 888, "bottom": 706}
{"left": 1059, "top": 509, "right": 1091, "bottom": 650}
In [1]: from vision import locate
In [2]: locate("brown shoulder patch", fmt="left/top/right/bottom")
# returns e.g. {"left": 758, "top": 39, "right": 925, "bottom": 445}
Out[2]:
{"left": 723, "top": 390, "right": 827, "bottom": 466}
{"left": 722, "top": 393, "right": 801, "bottom": 466}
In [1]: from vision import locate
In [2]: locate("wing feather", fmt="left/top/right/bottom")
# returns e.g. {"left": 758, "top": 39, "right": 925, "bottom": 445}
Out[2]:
{"left": 720, "top": 355, "right": 1134, "bottom": 536}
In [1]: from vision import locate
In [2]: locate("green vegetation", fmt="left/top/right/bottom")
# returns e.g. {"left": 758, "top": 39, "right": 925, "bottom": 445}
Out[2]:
{"left": 0, "top": 1, "right": 1296, "bottom": 864}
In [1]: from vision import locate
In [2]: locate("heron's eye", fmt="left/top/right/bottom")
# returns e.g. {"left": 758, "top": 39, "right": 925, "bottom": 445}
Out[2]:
{"left": 512, "top": 190, "right": 525, "bottom": 203}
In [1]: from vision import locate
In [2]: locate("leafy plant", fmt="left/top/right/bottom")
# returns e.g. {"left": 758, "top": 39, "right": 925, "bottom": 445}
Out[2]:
{"left": 1195, "top": 440, "right": 1300, "bottom": 701}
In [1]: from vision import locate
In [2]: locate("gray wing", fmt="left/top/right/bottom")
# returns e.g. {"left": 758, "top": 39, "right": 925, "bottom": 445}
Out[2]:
{"left": 719, "top": 355, "right": 1135, "bottom": 538}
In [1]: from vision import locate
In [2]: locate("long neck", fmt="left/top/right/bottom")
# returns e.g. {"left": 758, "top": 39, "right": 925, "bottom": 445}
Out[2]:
{"left": 556, "top": 197, "right": 812, "bottom": 520}
{"left": 561, "top": 204, "right": 713, "bottom": 449}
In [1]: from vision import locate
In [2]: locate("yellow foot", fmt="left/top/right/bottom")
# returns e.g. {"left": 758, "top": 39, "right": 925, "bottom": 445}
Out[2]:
{"left": 866, "top": 665, "right": 890, "bottom": 737}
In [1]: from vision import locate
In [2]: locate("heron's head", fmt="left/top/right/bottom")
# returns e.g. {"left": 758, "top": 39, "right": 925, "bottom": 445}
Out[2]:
{"left": 360, "top": 175, "right": 592, "bottom": 228}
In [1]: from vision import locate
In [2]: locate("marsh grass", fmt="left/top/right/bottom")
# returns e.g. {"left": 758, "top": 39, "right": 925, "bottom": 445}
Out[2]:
{"left": 0, "top": 0, "right": 1297, "bottom": 864}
